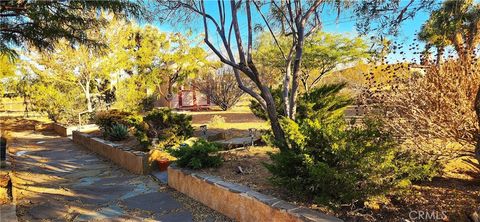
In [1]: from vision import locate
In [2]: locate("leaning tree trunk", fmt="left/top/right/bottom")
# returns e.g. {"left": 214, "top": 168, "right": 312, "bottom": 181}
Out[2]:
{"left": 261, "top": 86, "right": 287, "bottom": 150}
{"left": 473, "top": 84, "right": 480, "bottom": 165}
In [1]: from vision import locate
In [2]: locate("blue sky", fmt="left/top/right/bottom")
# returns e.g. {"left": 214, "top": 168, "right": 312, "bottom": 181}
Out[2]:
{"left": 149, "top": 1, "right": 444, "bottom": 64}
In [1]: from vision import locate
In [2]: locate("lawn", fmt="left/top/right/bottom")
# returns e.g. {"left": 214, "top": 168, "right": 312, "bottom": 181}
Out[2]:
{"left": 185, "top": 99, "right": 270, "bottom": 131}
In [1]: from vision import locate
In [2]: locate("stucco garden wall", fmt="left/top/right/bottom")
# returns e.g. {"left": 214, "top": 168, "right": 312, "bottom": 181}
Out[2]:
{"left": 168, "top": 165, "right": 342, "bottom": 222}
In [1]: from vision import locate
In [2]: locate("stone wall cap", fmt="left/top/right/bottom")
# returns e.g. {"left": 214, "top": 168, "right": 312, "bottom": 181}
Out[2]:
{"left": 290, "top": 207, "right": 343, "bottom": 222}
{"left": 244, "top": 190, "right": 279, "bottom": 206}
{"left": 168, "top": 166, "right": 344, "bottom": 222}
{"left": 272, "top": 200, "right": 297, "bottom": 211}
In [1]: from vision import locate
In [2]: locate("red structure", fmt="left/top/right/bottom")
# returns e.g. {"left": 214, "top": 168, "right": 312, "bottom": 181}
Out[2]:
{"left": 172, "top": 86, "right": 212, "bottom": 110}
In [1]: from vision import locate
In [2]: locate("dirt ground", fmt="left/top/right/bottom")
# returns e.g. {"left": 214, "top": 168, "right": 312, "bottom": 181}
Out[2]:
{"left": 200, "top": 147, "right": 480, "bottom": 222}
{"left": 190, "top": 112, "right": 264, "bottom": 124}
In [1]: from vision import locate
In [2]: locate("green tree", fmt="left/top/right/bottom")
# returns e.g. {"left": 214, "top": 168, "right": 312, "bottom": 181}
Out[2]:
{"left": 31, "top": 39, "right": 108, "bottom": 112}
{"left": 0, "top": 55, "right": 15, "bottom": 79}
{"left": 15, "top": 59, "right": 83, "bottom": 122}
{"left": 113, "top": 23, "right": 210, "bottom": 108}
{"left": 256, "top": 31, "right": 370, "bottom": 92}
{"left": 157, "top": 0, "right": 425, "bottom": 148}
{"left": 156, "top": 34, "right": 209, "bottom": 106}
{"left": 30, "top": 84, "right": 74, "bottom": 123}
{"left": 114, "top": 75, "right": 150, "bottom": 112}
{"left": 420, "top": 0, "right": 480, "bottom": 67}
{"left": 0, "top": 55, "right": 16, "bottom": 101}
{"left": 0, "top": 0, "right": 141, "bottom": 59}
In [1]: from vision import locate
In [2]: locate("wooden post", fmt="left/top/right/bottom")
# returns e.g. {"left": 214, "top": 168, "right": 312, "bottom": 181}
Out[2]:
{"left": 178, "top": 90, "right": 183, "bottom": 108}
{"left": 192, "top": 88, "right": 197, "bottom": 110}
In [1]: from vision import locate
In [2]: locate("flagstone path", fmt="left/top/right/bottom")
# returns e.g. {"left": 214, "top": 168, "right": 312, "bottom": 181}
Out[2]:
{"left": 4, "top": 127, "right": 231, "bottom": 222}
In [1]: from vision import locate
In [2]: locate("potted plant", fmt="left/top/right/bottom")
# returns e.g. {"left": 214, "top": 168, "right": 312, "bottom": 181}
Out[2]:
{"left": 153, "top": 151, "right": 176, "bottom": 171}
{"left": 157, "top": 158, "right": 171, "bottom": 171}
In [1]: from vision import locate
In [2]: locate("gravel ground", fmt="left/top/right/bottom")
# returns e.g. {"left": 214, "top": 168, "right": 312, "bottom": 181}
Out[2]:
{"left": 168, "top": 186, "right": 234, "bottom": 222}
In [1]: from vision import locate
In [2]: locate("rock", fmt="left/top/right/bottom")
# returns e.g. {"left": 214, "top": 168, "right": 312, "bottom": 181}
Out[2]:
{"left": 236, "top": 166, "right": 244, "bottom": 174}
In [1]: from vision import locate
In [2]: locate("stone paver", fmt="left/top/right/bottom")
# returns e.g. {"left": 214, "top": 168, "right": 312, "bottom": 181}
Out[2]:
{"left": 0, "top": 204, "right": 18, "bottom": 221}
{"left": 8, "top": 130, "right": 194, "bottom": 221}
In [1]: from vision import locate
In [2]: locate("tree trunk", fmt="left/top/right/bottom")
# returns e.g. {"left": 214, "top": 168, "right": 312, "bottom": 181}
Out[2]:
{"left": 436, "top": 46, "right": 444, "bottom": 68}
{"left": 474, "top": 85, "right": 480, "bottom": 165}
{"left": 283, "top": 61, "right": 292, "bottom": 118}
{"left": 261, "top": 86, "right": 287, "bottom": 150}
{"left": 289, "top": 23, "right": 305, "bottom": 120}
{"left": 23, "top": 94, "right": 29, "bottom": 118}
{"left": 85, "top": 83, "right": 93, "bottom": 112}
{"left": 164, "top": 78, "right": 176, "bottom": 108}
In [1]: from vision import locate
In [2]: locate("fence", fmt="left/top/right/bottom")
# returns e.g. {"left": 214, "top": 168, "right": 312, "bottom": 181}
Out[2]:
{"left": 0, "top": 101, "right": 44, "bottom": 118}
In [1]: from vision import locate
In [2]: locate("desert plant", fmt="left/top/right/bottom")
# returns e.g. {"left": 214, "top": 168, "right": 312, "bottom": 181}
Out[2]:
{"left": 360, "top": 61, "right": 480, "bottom": 167}
{"left": 94, "top": 109, "right": 134, "bottom": 132}
{"left": 208, "top": 115, "right": 226, "bottom": 128}
{"left": 250, "top": 83, "right": 352, "bottom": 121}
{"left": 140, "top": 95, "right": 155, "bottom": 112}
{"left": 261, "top": 83, "right": 439, "bottom": 205}
{"left": 194, "top": 68, "right": 245, "bottom": 111}
{"left": 168, "top": 139, "right": 222, "bottom": 169}
{"left": 106, "top": 124, "right": 129, "bottom": 141}
{"left": 140, "top": 109, "right": 194, "bottom": 148}
{"left": 265, "top": 116, "right": 439, "bottom": 206}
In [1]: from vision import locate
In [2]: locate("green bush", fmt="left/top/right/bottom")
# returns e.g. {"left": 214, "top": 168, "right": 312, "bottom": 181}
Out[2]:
{"left": 133, "top": 122, "right": 150, "bottom": 149}
{"left": 249, "top": 83, "right": 352, "bottom": 121}
{"left": 30, "top": 84, "right": 81, "bottom": 124}
{"left": 140, "top": 109, "right": 194, "bottom": 148}
{"left": 106, "top": 124, "right": 129, "bottom": 141}
{"left": 168, "top": 139, "right": 222, "bottom": 169}
{"left": 140, "top": 95, "right": 155, "bottom": 112}
{"left": 94, "top": 109, "right": 134, "bottom": 132}
{"left": 262, "top": 84, "right": 439, "bottom": 206}
{"left": 265, "top": 117, "right": 438, "bottom": 206}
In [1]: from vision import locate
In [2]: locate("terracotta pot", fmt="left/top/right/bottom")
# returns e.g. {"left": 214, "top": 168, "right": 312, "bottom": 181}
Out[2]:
{"left": 157, "top": 158, "right": 171, "bottom": 171}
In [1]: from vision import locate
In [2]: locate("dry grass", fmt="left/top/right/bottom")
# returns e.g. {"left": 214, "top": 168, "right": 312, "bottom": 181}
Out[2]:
{"left": 193, "top": 122, "right": 269, "bottom": 130}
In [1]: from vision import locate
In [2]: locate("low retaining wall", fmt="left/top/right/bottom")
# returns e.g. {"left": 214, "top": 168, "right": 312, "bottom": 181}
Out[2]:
{"left": 54, "top": 123, "right": 98, "bottom": 137}
{"left": 72, "top": 131, "right": 149, "bottom": 174}
{"left": 168, "top": 166, "right": 342, "bottom": 222}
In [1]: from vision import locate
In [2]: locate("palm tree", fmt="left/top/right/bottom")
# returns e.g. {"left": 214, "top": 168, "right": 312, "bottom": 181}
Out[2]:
{"left": 420, "top": 0, "right": 480, "bottom": 67}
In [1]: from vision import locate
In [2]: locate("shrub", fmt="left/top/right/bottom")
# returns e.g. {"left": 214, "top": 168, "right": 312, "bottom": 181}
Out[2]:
{"left": 168, "top": 139, "right": 222, "bottom": 169}
{"left": 140, "top": 95, "right": 155, "bottom": 112}
{"left": 262, "top": 83, "right": 439, "bottom": 206}
{"left": 106, "top": 124, "right": 129, "bottom": 141}
{"left": 30, "top": 84, "right": 80, "bottom": 124}
{"left": 249, "top": 87, "right": 283, "bottom": 121}
{"left": 249, "top": 83, "right": 352, "bottom": 121}
{"left": 265, "top": 117, "right": 439, "bottom": 206}
{"left": 141, "top": 109, "right": 194, "bottom": 148}
{"left": 94, "top": 109, "right": 134, "bottom": 132}
{"left": 359, "top": 61, "right": 480, "bottom": 167}
{"left": 208, "top": 115, "right": 226, "bottom": 128}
